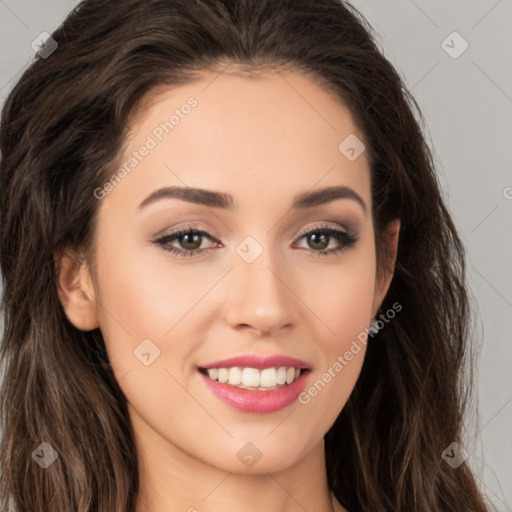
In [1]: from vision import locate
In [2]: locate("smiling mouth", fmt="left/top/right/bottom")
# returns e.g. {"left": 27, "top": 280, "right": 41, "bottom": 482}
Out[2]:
{"left": 198, "top": 366, "right": 309, "bottom": 391}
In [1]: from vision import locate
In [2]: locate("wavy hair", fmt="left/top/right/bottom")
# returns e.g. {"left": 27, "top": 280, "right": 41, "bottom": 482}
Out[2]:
{"left": 0, "top": 0, "right": 490, "bottom": 510}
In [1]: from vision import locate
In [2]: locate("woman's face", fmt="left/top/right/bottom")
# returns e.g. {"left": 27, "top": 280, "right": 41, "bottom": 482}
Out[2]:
{"left": 67, "top": 69, "right": 397, "bottom": 473}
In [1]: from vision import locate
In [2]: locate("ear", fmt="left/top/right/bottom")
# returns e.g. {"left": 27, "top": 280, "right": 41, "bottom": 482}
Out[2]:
{"left": 371, "top": 219, "right": 400, "bottom": 318}
{"left": 55, "top": 249, "right": 100, "bottom": 331}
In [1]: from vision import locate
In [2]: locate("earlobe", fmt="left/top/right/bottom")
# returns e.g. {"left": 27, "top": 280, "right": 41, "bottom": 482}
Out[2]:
{"left": 55, "top": 250, "right": 100, "bottom": 331}
{"left": 371, "top": 219, "right": 400, "bottom": 317}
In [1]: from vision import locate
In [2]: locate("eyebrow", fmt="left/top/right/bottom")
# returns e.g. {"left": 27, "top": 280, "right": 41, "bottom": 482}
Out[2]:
{"left": 137, "top": 185, "right": 367, "bottom": 215}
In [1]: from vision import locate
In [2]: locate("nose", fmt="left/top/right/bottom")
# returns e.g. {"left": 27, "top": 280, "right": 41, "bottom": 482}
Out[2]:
{"left": 223, "top": 241, "right": 298, "bottom": 337}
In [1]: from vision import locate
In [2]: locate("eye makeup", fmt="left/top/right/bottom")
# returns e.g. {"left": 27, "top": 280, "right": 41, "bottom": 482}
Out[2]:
{"left": 151, "top": 222, "right": 359, "bottom": 259}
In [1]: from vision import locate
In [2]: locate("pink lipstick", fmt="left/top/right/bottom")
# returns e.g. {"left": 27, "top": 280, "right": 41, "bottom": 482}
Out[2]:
{"left": 198, "top": 354, "right": 311, "bottom": 413}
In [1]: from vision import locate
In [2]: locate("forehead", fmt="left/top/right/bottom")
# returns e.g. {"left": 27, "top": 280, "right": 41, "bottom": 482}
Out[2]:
{"left": 100, "top": 69, "right": 370, "bottom": 215}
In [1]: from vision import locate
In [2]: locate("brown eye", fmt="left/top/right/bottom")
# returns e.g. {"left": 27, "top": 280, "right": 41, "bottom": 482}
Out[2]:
{"left": 177, "top": 232, "right": 203, "bottom": 251}
{"left": 306, "top": 232, "right": 330, "bottom": 251}
{"left": 154, "top": 227, "right": 219, "bottom": 257}
{"left": 294, "top": 225, "right": 358, "bottom": 256}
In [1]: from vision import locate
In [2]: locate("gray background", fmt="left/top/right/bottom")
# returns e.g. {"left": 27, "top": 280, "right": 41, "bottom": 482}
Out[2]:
{"left": 0, "top": 0, "right": 511, "bottom": 510}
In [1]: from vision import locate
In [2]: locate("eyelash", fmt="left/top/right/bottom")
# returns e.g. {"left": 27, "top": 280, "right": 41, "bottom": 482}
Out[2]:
{"left": 153, "top": 224, "right": 358, "bottom": 258}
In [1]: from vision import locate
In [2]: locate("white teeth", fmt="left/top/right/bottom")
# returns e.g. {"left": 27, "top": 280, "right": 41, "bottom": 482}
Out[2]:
{"left": 228, "top": 367, "right": 242, "bottom": 386}
{"left": 217, "top": 368, "right": 229, "bottom": 383}
{"left": 260, "top": 368, "right": 277, "bottom": 387}
{"left": 203, "top": 366, "right": 303, "bottom": 389}
{"left": 276, "top": 367, "right": 287, "bottom": 385}
{"left": 242, "top": 367, "right": 260, "bottom": 387}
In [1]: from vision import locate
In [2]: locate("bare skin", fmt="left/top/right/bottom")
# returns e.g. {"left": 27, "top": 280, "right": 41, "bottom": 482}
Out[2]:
{"left": 57, "top": 67, "right": 399, "bottom": 512}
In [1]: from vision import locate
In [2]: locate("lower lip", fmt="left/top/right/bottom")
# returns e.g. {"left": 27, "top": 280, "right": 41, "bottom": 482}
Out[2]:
{"left": 199, "top": 370, "right": 309, "bottom": 413}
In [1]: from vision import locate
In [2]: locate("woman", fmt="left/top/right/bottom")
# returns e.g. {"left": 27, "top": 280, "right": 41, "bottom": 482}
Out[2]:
{"left": 0, "top": 0, "right": 492, "bottom": 510}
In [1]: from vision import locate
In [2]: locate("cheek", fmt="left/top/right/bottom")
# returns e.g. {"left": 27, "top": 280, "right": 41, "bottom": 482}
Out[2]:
{"left": 301, "top": 242, "right": 377, "bottom": 350}
{"left": 91, "top": 240, "right": 175, "bottom": 373}
{"left": 307, "top": 267, "right": 375, "bottom": 337}
{"left": 95, "top": 237, "right": 220, "bottom": 330}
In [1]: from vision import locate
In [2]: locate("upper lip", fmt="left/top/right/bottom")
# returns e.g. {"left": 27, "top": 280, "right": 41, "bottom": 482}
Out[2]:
{"left": 199, "top": 355, "right": 312, "bottom": 370}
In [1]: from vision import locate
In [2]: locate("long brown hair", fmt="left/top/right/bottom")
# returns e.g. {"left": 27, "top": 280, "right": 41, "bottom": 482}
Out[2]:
{"left": 0, "top": 0, "right": 491, "bottom": 510}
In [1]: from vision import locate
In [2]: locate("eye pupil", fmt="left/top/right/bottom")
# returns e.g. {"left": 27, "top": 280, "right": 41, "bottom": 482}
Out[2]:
{"left": 308, "top": 233, "right": 329, "bottom": 250}
{"left": 181, "top": 233, "right": 202, "bottom": 250}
